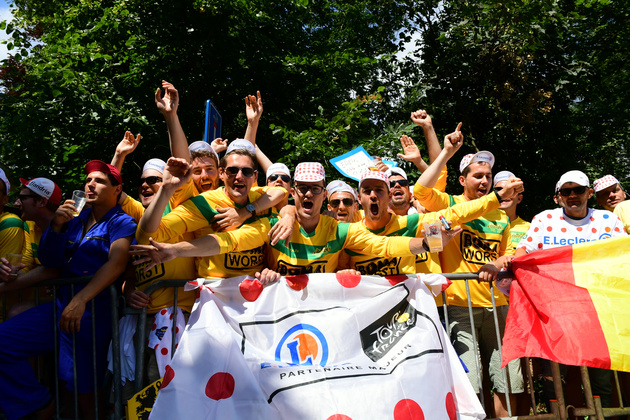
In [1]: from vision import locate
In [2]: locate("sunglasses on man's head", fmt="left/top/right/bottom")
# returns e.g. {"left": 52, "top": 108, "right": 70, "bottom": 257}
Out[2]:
{"left": 329, "top": 198, "right": 354, "bottom": 207}
{"left": 559, "top": 186, "right": 587, "bottom": 197}
{"left": 225, "top": 166, "right": 256, "bottom": 178}
{"left": 390, "top": 179, "right": 409, "bottom": 188}
{"left": 295, "top": 184, "right": 324, "bottom": 195}
{"left": 268, "top": 174, "right": 291, "bottom": 183}
{"left": 139, "top": 176, "right": 163, "bottom": 186}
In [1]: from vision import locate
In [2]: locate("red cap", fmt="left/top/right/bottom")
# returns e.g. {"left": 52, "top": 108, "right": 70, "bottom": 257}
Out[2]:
{"left": 19, "top": 177, "right": 62, "bottom": 205}
{"left": 84, "top": 160, "right": 122, "bottom": 185}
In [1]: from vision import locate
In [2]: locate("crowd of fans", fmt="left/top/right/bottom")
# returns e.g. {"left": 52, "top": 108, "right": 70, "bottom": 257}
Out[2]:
{"left": 0, "top": 81, "right": 628, "bottom": 419}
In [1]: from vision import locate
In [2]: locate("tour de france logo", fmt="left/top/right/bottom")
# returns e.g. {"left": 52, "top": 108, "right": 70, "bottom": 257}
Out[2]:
{"left": 274, "top": 324, "right": 329, "bottom": 367}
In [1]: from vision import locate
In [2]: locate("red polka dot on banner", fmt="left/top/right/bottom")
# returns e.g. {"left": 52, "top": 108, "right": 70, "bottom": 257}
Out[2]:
{"left": 176, "top": 327, "right": 180, "bottom": 334}
{"left": 527, "top": 237, "right": 533, "bottom": 242}
{"left": 577, "top": 227, "right": 583, "bottom": 232}
{"left": 547, "top": 226, "right": 552, "bottom": 232}
{"left": 336, "top": 272, "right": 361, "bottom": 288}
{"left": 154, "top": 344, "right": 159, "bottom": 350}
{"left": 160, "top": 309, "right": 167, "bottom": 315}
{"left": 196, "top": 289, "right": 201, "bottom": 299}
{"left": 445, "top": 392, "right": 456, "bottom": 420}
{"left": 205, "top": 372, "right": 235, "bottom": 400}
{"left": 160, "top": 365, "right": 174, "bottom": 389}
{"left": 386, "top": 276, "right": 407, "bottom": 286}
{"left": 534, "top": 227, "right": 539, "bottom": 232}
{"left": 152, "top": 323, "right": 157, "bottom": 331}
{"left": 175, "top": 344, "right": 178, "bottom": 349}
{"left": 605, "top": 227, "right": 611, "bottom": 232}
{"left": 239, "top": 279, "right": 264, "bottom": 302}
{"left": 561, "top": 228, "right": 567, "bottom": 233}
{"left": 560, "top": 216, "right": 565, "bottom": 221}
{"left": 327, "top": 415, "right": 353, "bottom": 420}
{"left": 161, "top": 347, "right": 169, "bottom": 356}
{"left": 169, "top": 314, "right": 173, "bottom": 320}
{"left": 286, "top": 274, "right": 309, "bottom": 291}
{"left": 591, "top": 216, "right": 595, "bottom": 221}
{"left": 547, "top": 214, "right": 552, "bottom": 219}
{"left": 592, "top": 228, "right": 597, "bottom": 233}
{"left": 615, "top": 227, "right": 620, "bottom": 232}
{"left": 393, "top": 399, "right": 424, "bottom": 420}
{"left": 537, "top": 243, "right": 543, "bottom": 249}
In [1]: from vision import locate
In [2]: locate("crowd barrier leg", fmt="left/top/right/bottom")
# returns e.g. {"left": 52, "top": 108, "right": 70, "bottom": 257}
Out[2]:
{"left": 110, "top": 286, "right": 122, "bottom": 420}
{"left": 464, "top": 279, "right": 486, "bottom": 412}
{"left": 134, "top": 306, "right": 149, "bottom": 395}
{"left": 490, "top": 282, "right": 513, "bottom": 417}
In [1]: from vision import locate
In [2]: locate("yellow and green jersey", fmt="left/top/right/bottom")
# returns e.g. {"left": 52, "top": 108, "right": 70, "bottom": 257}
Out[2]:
{"left": 0, "top": 211, "right": 26, "bottom": 321}
{"left": 340, "top": 191, "right": 502, "bottom": 276}
{"left": 414, "top": 185, "right": 513, "bottom": 307}
{"left": 137, "top": 186, "right": 286, "bottom": 278}
{"left": 509, "top": 216, "right": 530, "bottom": 251}
{"left": 216, "top": 214, "right": 414, "bottom": 276}
{"left": 22, "top": 221, "right": 41, "bottom": 272}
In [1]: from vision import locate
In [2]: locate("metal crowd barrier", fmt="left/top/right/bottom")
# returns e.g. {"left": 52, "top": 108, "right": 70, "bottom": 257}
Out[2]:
{"left": 3, "top": 274, "right": 630, "bottom": 420}
{"left": 0, "top": 276, "right": 121, "bottom": 420}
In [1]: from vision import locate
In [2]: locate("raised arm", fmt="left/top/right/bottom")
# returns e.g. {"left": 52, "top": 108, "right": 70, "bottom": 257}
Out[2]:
{"left": 138, "top": 157, "right": 191, "bottom": 236}
{"left": 397, "top": 135, "right": 428, "bottom": 172}
{"left": 417, "top": 123, "right": 463, "bottom": 189}
{"left": 411, "top": 109, "right": 442, "bottom": 164}
{"left": 243, "top": 91, "right": 263, "bottom": 145}
{"left": 156, "top": 80, "right": 189, "bottom": 160}
{"left": 255, "top": 144, "right": 274, "bottom": 177}
{"left": 111, "top": 131, "right": 141, "bottom": 172}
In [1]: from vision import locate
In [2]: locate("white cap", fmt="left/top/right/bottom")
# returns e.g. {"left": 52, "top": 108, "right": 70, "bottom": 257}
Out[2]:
{"left": 326, "top": 180, "right": 358, "bottom": 200}
{"left": 188, "top": 141, "right": 219, "bottom": 161}
{"left": 557, "top": 170, "right": 590, "bottom": 189}
{"left": 20, "top": 177, "right": 62, "bottom": 205}
{"left": 0, "top": 168, "right": 9, "bottom": 194}
{"left": 359, "top": 170, "right": 389, "bottom": 191}
{"left": 294, "top": 162, "right": 325, "bottom": 182}
{"left": 266, "top": 163, "right": 291, "bottom": 181}
{"left": 226, "top": 139, "right": 256, "bottom": 155}
{"left": 493, "top": 170, "right": 515, "bottom": 187}
{"left": 459, "top": 151, "right": 495, "bottom": 173}
{"left": 385, "top": 167, "right": 407, "bottom": 180}
{"left": 593, "top": 175, "right": 620, "bottom": 193}
{"left": 142, "top": 158, "right": 166, "bottom": 174}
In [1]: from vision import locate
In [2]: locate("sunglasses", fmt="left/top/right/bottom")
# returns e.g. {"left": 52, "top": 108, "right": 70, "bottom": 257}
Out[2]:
{"left": 559, "top": 186, "right": 587, "bottom": 197}
{"left": 225, "top": 166, "right": 256, "bottom": 178}
{"left": 139, "top": 176, "right": 163, "bottom": 186}
{"left": 268, "top": 174, "right": 291, "bottom": 183}
{"left": 390, "top": 179, "right": 409, "bottom": 188}
{"left": 17, "top": 194, "right": 36, "bottom": 201}
{"left": 295, "top": 184, "right": 324, "bottom": 195}
{"left": 329, "top": 198, "right": 355, "bottom": 207}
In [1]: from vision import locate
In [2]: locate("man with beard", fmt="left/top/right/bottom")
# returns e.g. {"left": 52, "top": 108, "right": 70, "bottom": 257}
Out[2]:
{"left": 413, "top": 129, "right": 525, "bottom": 417}
{"left": 136, "top": 148, "right": 289, "bottom": 279}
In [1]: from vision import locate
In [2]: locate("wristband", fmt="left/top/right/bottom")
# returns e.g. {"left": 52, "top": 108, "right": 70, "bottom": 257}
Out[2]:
{"left": 493, "top": 189, "right": 507, "bottom": 203}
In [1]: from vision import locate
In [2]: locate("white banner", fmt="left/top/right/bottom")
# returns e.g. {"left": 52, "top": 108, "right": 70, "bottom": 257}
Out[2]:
{"left": 149, "top": 274, "right": 484, "bottom": 420}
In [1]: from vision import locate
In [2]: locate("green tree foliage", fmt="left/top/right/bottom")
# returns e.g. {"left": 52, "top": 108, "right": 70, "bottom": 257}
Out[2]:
{"left": 0, "top": 0, "right": 628, "bottom": 220}
{"left": 0, "top": 0, "right": 423, "bottom": 194}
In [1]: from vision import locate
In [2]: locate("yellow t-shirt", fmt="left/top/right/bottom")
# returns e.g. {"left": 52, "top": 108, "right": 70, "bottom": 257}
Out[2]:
{"left": 614, "top": 200, "right": 630, "bottom": 234}
{"left": 22, "top": 221, "right": 42, "bottom": 272}
{"left": 0, "top": 211, "right": 27, "bottom": 321}
{"left": 509, "top": 216, "right": 530, "bottom": 251}
{"left": 137, "top": 186, "right": 286, "bottom": 278}
{"left": 123, "top": 194, "right": 198, "bottom": 313}
{"left": 414, "top": 185, "right": 513, "bottom": 307}
{"left": 340, "top": 191, "right": 501, "bottom": 276}
{"left": 216, "top": 214, "right": 415, "bottom": 276}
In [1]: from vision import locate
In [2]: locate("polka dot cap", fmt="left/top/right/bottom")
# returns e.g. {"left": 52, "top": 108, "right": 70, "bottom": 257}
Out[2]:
{"left": 359, "top": 170, "right": 389, "bottom": 190}
{"left": 593, "top": 175, "right": 620, "bottom": 192}
{"left": 294, "top": 162, "right": 326, "bottom": 182}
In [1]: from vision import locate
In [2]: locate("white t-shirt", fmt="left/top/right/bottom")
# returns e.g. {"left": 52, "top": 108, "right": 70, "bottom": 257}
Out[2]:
{"left": 519, "top": 207, "right": 626, "bottom": 253}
